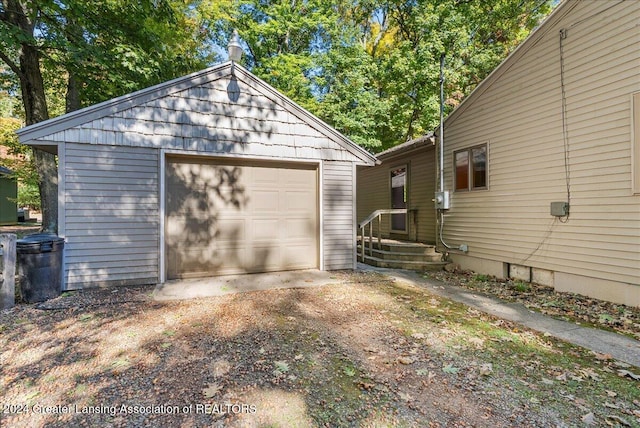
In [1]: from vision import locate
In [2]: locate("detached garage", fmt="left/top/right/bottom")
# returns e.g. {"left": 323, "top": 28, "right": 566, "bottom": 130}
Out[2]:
{"left": 17, "top": 62, "right": 376, "bottom": 290}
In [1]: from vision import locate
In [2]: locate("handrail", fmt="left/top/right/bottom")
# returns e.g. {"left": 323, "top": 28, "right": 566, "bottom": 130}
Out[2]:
{"left": 358, "top": 209, "right": 408, "bottom": 262}
{"left": 358, "top": 209, "right": 407, "bottom": 229}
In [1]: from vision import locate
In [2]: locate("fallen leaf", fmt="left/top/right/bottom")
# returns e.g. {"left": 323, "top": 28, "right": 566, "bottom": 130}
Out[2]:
{"left": 468, "top": 337, "right": 485, "bottom": 349}
{"left": 582, "top": 412, "right": 596, "bottom": 425}
{"left": 560, "top": 393, "right": 575, "bottom": 401}
{"left": 399, "top": 391, "right": 413, "bottom": 402}
{"left": 605, "top": 390, "right": 617, "bottom": 398}
{"left": 580, "top": 368, "right": 601, "bottom": 381}
{"left": 398, "top": 356, "right": 415, "bottom": 365}
{"left": 211, "top": 358, "right": 232, "bottom": 377}
{"left": 617, "top": 370, "right": 640, "bottom": 381}
{"left": 594, "top": 353, "right": 613, "bottom": 361}
{"left": 605, "top": 415, "right": 631, "bottom": 426}
{"left": 202, "top": 383, "right": 221, "bottom": 398}
{"left": 358, "top": 381, "right": 375, "bottom": 390}
{"left": 604, "top": 402, "right": 620, "bottom": 409}
{"left": 479, "top": 363, "right": 493, "bottom": 376}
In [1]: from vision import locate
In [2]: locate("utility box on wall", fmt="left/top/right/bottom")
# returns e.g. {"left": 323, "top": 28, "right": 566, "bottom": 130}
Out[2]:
{"left": 550, "top": 201, "right": 569, "bottom": 217}
{"left": 434, "top": 191, "right": 450, "bottom": 210}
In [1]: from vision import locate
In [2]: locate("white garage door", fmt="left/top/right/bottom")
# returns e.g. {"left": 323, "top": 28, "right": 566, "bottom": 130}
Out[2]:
{"left": 166, "top": 157, "right": 318, "bottom": 279}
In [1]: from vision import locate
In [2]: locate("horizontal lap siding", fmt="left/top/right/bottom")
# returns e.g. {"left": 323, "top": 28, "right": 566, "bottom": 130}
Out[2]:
{"left": 410, "top": 149, "right": 437, "bottom": 243}
{"left": 357, "top": 164, "right": 389, "bottom": 237}
{"left": 324, "top": 161, "right": 355, "bottom": 270}
{"left": 64, "top": 143, "right": 159, "bottom": 288}
{"left": 443, "top": 0, "right": 640, "bottom": 286}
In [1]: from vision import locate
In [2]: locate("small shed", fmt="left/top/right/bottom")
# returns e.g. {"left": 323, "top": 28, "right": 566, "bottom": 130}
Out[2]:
{"left": 0, "top": 166, "right": 17, "bottom": 225}
{"left": 17, "top": 62, "right": 377, "bottom": 289}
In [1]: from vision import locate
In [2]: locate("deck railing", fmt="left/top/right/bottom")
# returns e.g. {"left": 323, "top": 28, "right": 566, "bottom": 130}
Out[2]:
{"left": 357, "top": 209, "right": 408, "bottom": 262}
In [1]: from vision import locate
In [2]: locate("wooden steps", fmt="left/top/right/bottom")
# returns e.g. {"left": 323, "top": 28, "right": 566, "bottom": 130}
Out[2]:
{"left": 357, "top": 238, "right": 447, "bottom": 272}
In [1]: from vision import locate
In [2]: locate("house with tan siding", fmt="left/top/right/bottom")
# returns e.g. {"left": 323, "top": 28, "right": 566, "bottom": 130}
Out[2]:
{"left": 357, "top": 135, "right": 437, "bottom": 244}
{"left": 439, "top": 0, "right": 639, "bottom": 306}
{"left": 17, "top": 63, "right": 376, "bottom": 290}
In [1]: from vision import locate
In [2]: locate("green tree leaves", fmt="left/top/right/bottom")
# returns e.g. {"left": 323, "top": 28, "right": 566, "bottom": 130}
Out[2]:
{"left": 209, "top": 0, "right": 554, "bottom": 152}
{"left": 0, "top": 117, "right": 39, "bottom": 209}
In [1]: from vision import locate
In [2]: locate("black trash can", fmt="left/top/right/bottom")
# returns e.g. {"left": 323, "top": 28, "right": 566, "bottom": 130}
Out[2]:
{"left": 17, "top": 233, "right": 65, "bottom": 303}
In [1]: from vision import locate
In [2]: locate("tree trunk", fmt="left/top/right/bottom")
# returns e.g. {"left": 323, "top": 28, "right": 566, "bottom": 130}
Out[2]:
{"left": 32, "top": 148, "right": 58, "bottom": 232}
{"left": 9, "top": 0, "right": 58, "bottom": 233}
{"left": 65, "top": 73, "right": 81, "bottom": 113}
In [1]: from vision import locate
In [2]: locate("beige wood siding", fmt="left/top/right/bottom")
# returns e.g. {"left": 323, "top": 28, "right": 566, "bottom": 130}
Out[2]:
{"left": 64, "top": 143, "right": 159, "bottom": 288}
{"left": 410, "top": 149, "right": 437, "bottom": 243}
{"left": 357, "top": 147, "right": 437, "bottom": 244}
{"left": 323, "top": 161, "right": 356, "bottom": 270}
{"left": 166, "top": 158, "right": 318, "bottom": 278}
{"left": 443, "top": 0, "right": 640, "bottom": 288}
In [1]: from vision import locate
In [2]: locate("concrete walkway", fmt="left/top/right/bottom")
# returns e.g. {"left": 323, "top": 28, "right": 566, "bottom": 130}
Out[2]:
{"left": 153, "top": 269, "right": 337, "bottom": 301}
{"left": 359, "top": 264, "right": 640, "bottom": 369}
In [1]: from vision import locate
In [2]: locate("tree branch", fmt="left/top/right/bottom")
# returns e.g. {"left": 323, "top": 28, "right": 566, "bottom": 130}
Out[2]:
{"left": 0, "top": 47, "right": 22, "bottom": 78}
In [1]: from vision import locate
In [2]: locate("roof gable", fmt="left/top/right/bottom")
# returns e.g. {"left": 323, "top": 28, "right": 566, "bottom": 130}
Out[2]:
{"left": 18, "top": 62, "right": 376, "bottom": 166}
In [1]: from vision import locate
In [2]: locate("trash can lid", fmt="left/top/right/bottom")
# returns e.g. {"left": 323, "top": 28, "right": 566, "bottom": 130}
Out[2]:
{"left": 17, "top": 233, "right": 65, "bottom": 248}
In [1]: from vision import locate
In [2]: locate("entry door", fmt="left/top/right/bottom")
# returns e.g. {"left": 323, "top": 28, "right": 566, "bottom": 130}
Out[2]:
{"left": 390, "top": 166, "right": 407, "bottom": 232}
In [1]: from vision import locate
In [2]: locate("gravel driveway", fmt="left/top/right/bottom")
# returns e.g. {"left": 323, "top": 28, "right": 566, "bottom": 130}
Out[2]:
{"left": 1, "top": 271, "right": 638, "bottom": 427}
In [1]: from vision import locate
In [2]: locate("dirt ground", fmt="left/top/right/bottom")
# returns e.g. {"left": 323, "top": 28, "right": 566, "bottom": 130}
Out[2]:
{"left": 1, "top": 271, "right": 639, "bottom": 427}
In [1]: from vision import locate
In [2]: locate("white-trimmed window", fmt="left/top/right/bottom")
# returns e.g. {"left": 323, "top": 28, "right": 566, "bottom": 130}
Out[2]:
{"left": 454, "top": 144, "right": 487, "bottom": 191}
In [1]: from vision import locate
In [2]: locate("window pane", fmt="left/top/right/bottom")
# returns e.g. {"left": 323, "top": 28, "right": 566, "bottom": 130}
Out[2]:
{"left": 455, "top": 151, "right": 469, "bottom": 191}
{"left": 471, "top": 146, "right": 486, "bottom": 189}
{"left": 390, "top": 167, "right": 407, "bottom": 231}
